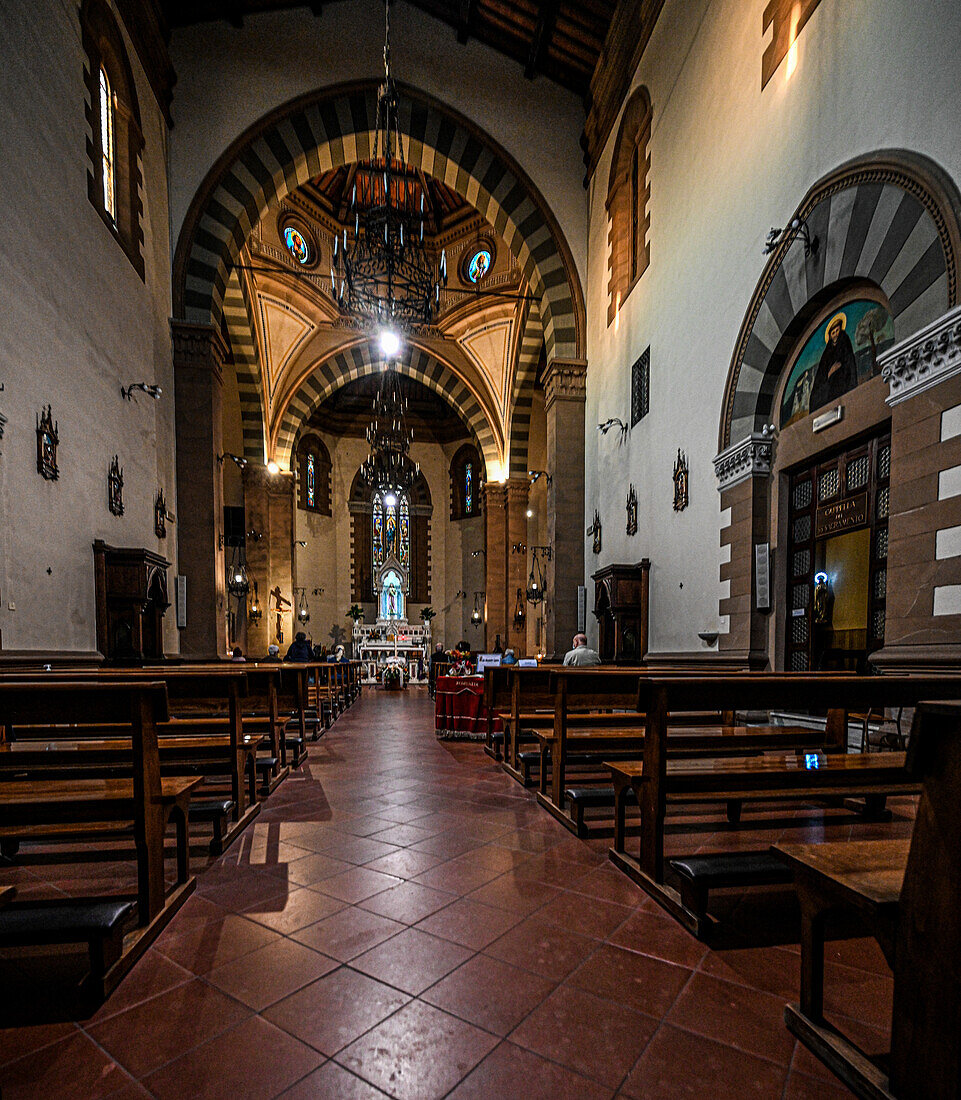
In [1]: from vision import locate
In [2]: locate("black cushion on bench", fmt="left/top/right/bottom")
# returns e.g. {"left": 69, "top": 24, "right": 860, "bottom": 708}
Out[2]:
{"left": 567, "top": 786, "right": 615, "bottom": 807}
{"left": 188, "top": 798, "right": 235, "bottom": 822}
{"left": 0, "top": 899, "right": 135, "bottom": 946}
{"left": 670, "top": 851, "right": 793, "bottom": 888}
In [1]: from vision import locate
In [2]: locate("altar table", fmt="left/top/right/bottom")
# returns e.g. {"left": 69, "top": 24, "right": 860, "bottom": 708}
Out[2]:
{"left": 434, "top": 675, "right": 503, "bottom": 741}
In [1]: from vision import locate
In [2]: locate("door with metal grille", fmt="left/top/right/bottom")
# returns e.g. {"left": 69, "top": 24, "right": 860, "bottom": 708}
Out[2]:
{"left": 785, "top": 431, "right": 890, "bottom": 672}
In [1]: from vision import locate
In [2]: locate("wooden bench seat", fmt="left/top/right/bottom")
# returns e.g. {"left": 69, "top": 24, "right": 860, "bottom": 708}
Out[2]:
{"left": 670, "top": 851, "right": 795, "bottom": 923}
{"left": 606, "top": 674, "right": 961, "bottom": 938}
{"left": 772, "top": 701, "right": 961, "bottom": 1098}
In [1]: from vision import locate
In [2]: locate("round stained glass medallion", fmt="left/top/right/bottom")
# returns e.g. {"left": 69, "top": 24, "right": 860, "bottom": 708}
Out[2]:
{"left": 467, "top": 248, "right": 492, "bottom": 283}
{"left": 284, "top": 225, "right": 312, "bottom": 265}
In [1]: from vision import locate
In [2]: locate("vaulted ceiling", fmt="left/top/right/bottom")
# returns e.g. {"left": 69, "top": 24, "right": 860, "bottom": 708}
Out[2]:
{"left": 160, "top": 0, "right": 617, "bottom": 97}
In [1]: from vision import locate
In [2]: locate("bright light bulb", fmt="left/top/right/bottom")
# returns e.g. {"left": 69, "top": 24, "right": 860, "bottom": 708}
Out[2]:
{"left": 379, "top": 329, "right": 401, "bottom": 358}
{"left": 266, "top": 460, "right": 280, "bottom": 475}
{"left": 384, "top": 492, "right": 397, "bottom": 506}
{"left": 526, "top": 508, "right": 533, "bottom": 518}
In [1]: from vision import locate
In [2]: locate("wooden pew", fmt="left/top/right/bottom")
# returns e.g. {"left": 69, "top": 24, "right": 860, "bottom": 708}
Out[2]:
{"left": 0, "top": 667, "right": 262, "bottom": 855}
{"left": 483, "top": 666, "right": 513, "bottom": 760}
{"left": 608, "top": 675, "right": 961, "bottom": 937}
{"left": 0, "top": 681, "right": 199, "bottom": 1002}
{"left": 776, "top": 701, "right": 961, "bottom": 1100}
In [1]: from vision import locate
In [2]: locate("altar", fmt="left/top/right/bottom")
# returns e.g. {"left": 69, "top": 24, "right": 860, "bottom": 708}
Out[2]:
{"left": 354, "top": 557, "right": 431, "bottom": 684}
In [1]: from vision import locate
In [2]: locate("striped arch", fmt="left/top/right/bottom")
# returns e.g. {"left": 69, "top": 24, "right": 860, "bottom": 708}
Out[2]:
{"left": 274, "top": 342, "right": 501, "bottom": 475}
{"left": 223, "top": 270, "right": 267, "bottom": 460}
{"left": 174, "top": 81, "right": 584, "bottom": 364}
{"left": 721, "top": 151, "right": 961, "bottom": 449}
{"left": 507, "top": 303, "right": 544, "bottom": 477}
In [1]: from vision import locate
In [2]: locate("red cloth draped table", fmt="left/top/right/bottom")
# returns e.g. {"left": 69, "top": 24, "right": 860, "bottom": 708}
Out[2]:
{"left": 434, "top": 675, "right": 502, "bottom": 741}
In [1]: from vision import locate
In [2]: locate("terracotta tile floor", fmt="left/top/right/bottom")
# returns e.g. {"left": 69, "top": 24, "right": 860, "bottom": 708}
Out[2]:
{"left": 0, "top": 687, "right": 911, "bottom": 1098}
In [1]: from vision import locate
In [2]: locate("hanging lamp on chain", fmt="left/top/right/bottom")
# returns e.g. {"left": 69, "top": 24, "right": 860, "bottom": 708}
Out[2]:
{"left": 330, "top": 0, "right": 447, "bottom": 332}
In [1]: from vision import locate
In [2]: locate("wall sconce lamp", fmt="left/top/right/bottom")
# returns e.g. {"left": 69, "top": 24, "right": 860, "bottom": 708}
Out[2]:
{"left": 511, "top": 542, "right": 527, "bottom": 555}
{"left": 246, "top": 528, "right": 263, "bottom": 542}
{"left": 470, "top": 592, "right": 485, "bottom": 626}
{"left": 763, "top": 217, "right": 819, "bottom": 258}
{"left": 121, "top": 382, "right": 162, "bottom": 401}
{"left": 293, "top": 539, "right": 307, "bottom": 547}
{"left": 513, "top": 588, "right": 526, "bottom": 629}
{"left": 470, "top": 549, "right": 486, "bottom": 559}
{"left": 218, "top": 452, "right": 248, "bottom": 470}
{"left": 597, "top": 417, "right": 628, "bottom": 440}
{"left": 312, "top": 587, "right": 325, "bottom": 596}
{"left": 528, "top": 469, "right": 552, "bottom": 486}
{"left": 454, "top": 589, "right": 468, "bottom": 600}
{"left": 295, "top": 587, "right": 310, "bottom": 625}
{"left": 249, "top": 581, "right": 263, "bottom": 624}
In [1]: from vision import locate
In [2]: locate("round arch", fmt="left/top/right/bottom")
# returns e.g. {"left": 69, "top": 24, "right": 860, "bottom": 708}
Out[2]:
{"left": 173, "top": 80, "right": 585, "bottom": 365}
{"left": 719, "top": 150, "right": 961, "bottom": 450}
{"left": 276, "top": 341, "right": 502, "bottom": 475}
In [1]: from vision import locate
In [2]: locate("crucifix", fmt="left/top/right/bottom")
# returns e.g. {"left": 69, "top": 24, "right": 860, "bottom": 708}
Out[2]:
{"left": 269, "top": 586, "right": 291, "bottom": 643}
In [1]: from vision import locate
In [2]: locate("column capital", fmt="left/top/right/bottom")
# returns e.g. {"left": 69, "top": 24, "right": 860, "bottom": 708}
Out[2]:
{"left": 713, "top": 432, "right": 775, "bottom": 492}
{"left": 504, "top": 476, "right": 531, "bottom": 506}
{"left": 484, "top": 482, "right": 509, "bottom": 509}
{"left": 881, "top": 303, "right": 961, "bottom": 405}
{"left": 171, "top": 320, "right": 228, "bottom": 378}
{"left": 544, "top": 357, "right": 588, "bottom": 410}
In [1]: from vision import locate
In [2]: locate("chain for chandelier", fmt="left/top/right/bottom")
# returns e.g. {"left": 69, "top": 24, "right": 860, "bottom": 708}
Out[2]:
{"left": 360, "top": 363, "right": 420, "bottom": 493}
{"left": 330, "top": 0, "right": 448, "bottom": 332}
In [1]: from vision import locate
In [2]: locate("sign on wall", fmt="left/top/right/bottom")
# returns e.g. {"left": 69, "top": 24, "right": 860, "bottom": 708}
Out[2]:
{"left": 815, "top": 491, "right": 869, "bottom": 539}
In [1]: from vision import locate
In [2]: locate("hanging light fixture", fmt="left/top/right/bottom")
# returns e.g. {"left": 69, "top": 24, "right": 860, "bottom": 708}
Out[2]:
{"left": 513, "top": 588, "right": 526, "bottom": 629}
{"left": 361, "top": 356, "right": 419, "bottom": 493}
{"left": 329, "top": 0, "right": 447, "bottom": 333}
{"left": 249, "top": 581, "right": 263, "bottom": 624}
{"left": 470, "top": 591, "right": 484, "bottom": 626}
{"left": 526, "top": 546, "right": 551, "bottom": 605}
{"left": 296, "top": 587, "right": 310, "bottom": 625}
{"left": 227, "top": 549, "right": 250, "bottom": 599}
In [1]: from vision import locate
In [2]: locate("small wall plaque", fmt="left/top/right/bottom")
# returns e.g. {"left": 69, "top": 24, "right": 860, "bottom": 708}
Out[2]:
{"left": 36, "top": 405, "right": 59, "bottom": 480}
{"left": 813, "top": 404, "right": 843, "bottom": 432}
{"left": 626, "top": 483, "right": 638, "bottom": 535}
{"left": 673, "top": 449, "right": 689, "bottom": 511}
{"left": 108, "top": 455, "right": 124, "bottom": 516}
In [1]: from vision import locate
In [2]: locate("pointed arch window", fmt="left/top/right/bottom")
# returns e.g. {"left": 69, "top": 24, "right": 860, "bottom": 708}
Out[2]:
{"left": 372, "top": 491, "right": 410, "bottom": 569}
{"left": 450, "top": 444, "right": 481, "bottom": 520}
{"left": 607, "top": 86, "right": 652, "bottom": 326}
{"left": 297, "top": 434, "right": 331, "bottom": 514}
{"left": 99, "top": 67, "right": 116, "bottom": 222}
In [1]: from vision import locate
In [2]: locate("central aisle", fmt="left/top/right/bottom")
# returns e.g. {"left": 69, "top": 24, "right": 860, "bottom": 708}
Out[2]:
{"left": 3, "top": 688, "right": 874, "bottom": 1098}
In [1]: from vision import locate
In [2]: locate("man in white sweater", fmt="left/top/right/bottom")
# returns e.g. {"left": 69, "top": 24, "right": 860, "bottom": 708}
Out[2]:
{"left": 562, "top": 633, "right": 602, "bottom": 666}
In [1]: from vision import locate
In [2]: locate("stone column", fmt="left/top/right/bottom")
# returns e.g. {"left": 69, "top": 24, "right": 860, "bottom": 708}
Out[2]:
{"left": 544, "top": 358, "right": 587, "bottom": 656}
{"left": 172, "top": 321, "right": 227, "bottom": 659}
{"left": 484, "top": 482, "right": 508, "bottom": 649}
{"left": 244, "top": 466, "right": 295, "bottom": 655}
{"left": 505, "top": 477, "right": 531, "bottom": 654}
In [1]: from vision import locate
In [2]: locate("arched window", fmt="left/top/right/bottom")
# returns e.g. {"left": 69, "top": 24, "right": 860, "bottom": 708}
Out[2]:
{"left": 372, "top": 491, "right": 410, "bottom": 569}
{"left": 450, "top": 444, "right": 481, "bottom": 520}
{"left": 99, "top": 66, "right": 116, "bottom": 222}
{"left": 81, "top": 0, "right": 144, "bottom": 278}
{"left": 607, "top": 86, "right": 652, "bottom": 325}
{"left": 296, "top": 434, "right": 331, "bottom": 514}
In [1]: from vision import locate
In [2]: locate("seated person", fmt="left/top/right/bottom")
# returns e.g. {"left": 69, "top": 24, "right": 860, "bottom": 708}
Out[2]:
{"left": 263, "top": 643, "right": 281, "bottom": 661}
{"left": 501, "top": 648, "right": 517, "bottom": 665}
{"left": 285, "top": 631, "right": 313, "bottom": 662}
{"left": 562, "top": 633, "right": 601, "bottom": 667}
{"left": 230, "top": 645, "right": 246, "bottom": 662}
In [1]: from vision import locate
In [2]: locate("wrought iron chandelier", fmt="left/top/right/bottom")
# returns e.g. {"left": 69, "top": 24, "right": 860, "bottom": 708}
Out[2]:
{"left": 360, "top": 361, "right": 420, "bottom": 493}
{"left": 330, "top": 0, "right": 447, "bottom": 332}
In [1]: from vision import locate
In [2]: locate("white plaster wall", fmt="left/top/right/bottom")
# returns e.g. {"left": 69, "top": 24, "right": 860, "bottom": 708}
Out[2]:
{"left": 292, "top": 433, "right": 482, "bottom": 654}
{"left": 584, "top": 0, "right": 961, "bottom": 654}
{"left": 0, "top": 0, "right": 176, "bottom": 654}
{"left": 166, "top": 1, "right": 587, "bottom": 290}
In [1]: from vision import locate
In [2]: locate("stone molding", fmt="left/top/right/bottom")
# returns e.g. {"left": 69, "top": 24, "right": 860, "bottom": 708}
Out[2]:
{"left": 171, "top": 320, "right": 229, "bottom": 378}
{"left": 881, "top": 304, "right": 961, "bottom": 405}
{"left": 504, "top": 477, "right": 531, "bottom": 506}
{"left": 713, "top": 433, "right": 775, "bottom": 492}
{"left": 484, "top": 483, "right": 509, "bottom": 510}
{"left": 544, "top": 358, "right": 588, "bottom": 410}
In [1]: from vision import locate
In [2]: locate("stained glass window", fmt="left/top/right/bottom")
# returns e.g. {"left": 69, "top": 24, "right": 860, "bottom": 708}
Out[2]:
{"left": 284, "top": 225, "right": 311, "bottom": 265}
{"left": 465, "top": 463, "right": 473, "bottom": 513}
{"left": 385, "top": 505, "right": 396, "bottom": 558}
{"left": 305, "top": 453, "right": 315, "bottom": 508}
{"left": 399, "top": 497, "right": 410, "bottom": 567}
{"left": 372, "top": 494, "right": 384, "bottom": 567}
{"left": 99, "top": 67, "right": 116, "bottom": 222}
{"left": 467, "top": 249, "right": 492, "bottom": 283}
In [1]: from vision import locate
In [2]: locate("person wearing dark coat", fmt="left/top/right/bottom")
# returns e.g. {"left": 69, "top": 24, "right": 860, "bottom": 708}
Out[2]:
{"left": 285, "top": 632, "right": 313, "bottom": 662}
{"left": 428, "top": 641, "right": 446, "bottom": 697}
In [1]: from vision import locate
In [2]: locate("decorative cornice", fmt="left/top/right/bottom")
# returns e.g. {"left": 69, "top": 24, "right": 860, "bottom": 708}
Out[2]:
{"left": 170, "top": 320, "right": 229, "bottom": 377}
{"left": 881, "top": 304, "right": 961, "bottom": 405}
{"left": 713, "top": 433, "right": 775, "bottom": 492}
{"left": 544, "top": 357, "right": 588, "bottom": 410}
